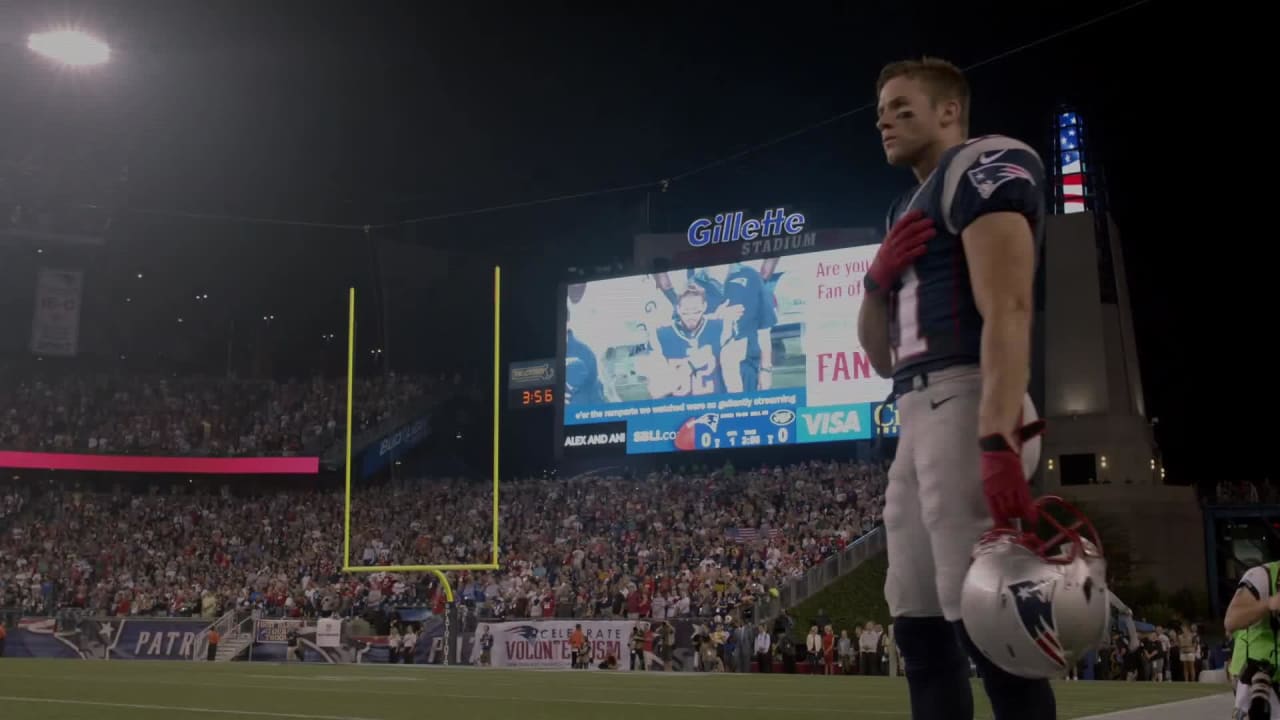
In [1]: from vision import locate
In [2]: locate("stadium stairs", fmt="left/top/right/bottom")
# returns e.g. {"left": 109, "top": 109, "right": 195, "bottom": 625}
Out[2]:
{"left": 759, "top": 527, "right": 886, "bottom": 628}
{"left": 787, "top": 549, "right": 892, "bottom": 638}
{"left": 213, "top": 632, "right": 253, "bottom": 662}
{"left": 196, "top": 610, "right": 256, "bottom": 662}
{"left": 319, "top": 398, "right": 435, "bottom": 470}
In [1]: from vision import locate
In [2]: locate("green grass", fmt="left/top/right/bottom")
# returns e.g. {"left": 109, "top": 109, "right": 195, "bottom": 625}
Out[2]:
{"left": 791, "top": 552, "right": 892, "bottom": 639}
{"left": 0, "top": 657, "right": 1228, "bottom": 719}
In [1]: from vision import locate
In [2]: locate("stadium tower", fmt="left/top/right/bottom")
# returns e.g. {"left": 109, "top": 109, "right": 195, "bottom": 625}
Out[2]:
{"left": 1037, "top": 109, "right": 1204, "bottom": 598}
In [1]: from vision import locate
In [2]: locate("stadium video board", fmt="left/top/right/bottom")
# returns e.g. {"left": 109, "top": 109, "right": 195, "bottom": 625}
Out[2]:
{"left": 559, "top": 243, "right": 897, "bottom": 457}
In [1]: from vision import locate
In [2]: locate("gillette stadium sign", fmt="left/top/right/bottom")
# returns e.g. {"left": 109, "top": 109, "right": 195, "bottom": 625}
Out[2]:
{"left": 686, "top": 207, "right": 806, "bottom": 248}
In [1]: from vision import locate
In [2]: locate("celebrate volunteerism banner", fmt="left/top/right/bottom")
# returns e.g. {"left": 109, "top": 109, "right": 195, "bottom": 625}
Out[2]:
{"left": 470, "top": 620, "right": 635, "bottom": 670}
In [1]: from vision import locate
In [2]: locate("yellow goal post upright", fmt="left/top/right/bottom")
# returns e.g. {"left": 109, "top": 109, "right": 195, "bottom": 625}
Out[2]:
{"left": 340, "top": 269, "right": 502, "bottom": 648}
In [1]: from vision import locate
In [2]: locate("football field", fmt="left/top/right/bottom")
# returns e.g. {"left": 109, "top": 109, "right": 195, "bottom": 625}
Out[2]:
{"left": 0, "top": 658, "right": 1231, "bottom": 719}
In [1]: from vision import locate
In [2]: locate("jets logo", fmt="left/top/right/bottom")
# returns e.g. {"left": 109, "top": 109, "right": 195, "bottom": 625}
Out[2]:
{"left": 1008, "top": 579, "right": 1065, "bottom": 668}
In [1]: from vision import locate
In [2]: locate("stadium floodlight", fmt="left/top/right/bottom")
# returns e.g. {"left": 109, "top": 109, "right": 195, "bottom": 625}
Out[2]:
{"left": 27, "top": 29, "right": 111, "bottom": 67}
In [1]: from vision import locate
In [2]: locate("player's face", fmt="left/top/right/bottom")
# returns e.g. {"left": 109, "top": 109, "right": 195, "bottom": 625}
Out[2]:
{"left": 677, "top": 296, "right": 706, "bottom": 330}
{"left": 876, "top": 76, "right": 942, "bottom": 167}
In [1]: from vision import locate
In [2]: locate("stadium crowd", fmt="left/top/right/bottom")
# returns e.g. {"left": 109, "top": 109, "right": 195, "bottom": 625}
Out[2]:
{"left": 1214, "top": 479, "right": 1280, "bottom": 505}
{"left": 0, "top": 460, "right": 887, "bottom": 623}
{"left": 0, "top": 371, "right": 438, "bottom": 456}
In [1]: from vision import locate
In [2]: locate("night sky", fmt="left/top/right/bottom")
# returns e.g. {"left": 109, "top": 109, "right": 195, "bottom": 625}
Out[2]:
{"left": 0, "top": 1, "right": 1239, "bottom": 483}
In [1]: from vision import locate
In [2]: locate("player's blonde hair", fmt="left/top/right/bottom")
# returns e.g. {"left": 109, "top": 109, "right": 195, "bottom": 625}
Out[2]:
{"left": 876, "top": 57, "right": 970, "bottom": 135}
{"left": 678, "top": 284, "right": 708, "bottom": 306}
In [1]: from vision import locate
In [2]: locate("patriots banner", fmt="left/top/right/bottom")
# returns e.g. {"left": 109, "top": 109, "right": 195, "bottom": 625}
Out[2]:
{"left": 4, "top": 617, "right": 208, "bottom": 660}
{"left": 468, "top": 620, "right": 637, "bottom": 670}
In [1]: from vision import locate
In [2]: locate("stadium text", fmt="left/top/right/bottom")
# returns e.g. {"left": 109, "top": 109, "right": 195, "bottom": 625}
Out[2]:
{"left": 564, "top": 432, "right": 626, "bottom": 447}
{"left": 815, "top": 258, "right": 870, "bottom": 300}
{"left": 687, "top": 208, "right": 806, "bottom": 248}
{"left": 135, "top": 631, "right": 197, "bottom": 658}
{"left": 816, "top": 351, "right": 874, "bottom": 382}
{"left": 504, "top": 639, "right": 623, "bottom": 662}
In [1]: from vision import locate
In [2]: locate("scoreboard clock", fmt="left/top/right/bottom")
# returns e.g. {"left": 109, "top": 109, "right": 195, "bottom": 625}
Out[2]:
{"left": 509, "top": 386, "right": 555, "bottom": 409}
{"left": 508, "top": 359, "right": 558, "bottom": 410}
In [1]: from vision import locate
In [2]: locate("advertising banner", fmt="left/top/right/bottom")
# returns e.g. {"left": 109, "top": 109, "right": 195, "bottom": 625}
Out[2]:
{"left": 360, "top": 416, "right": 430, "bottom": 477}
{"left": 3, "top": 617, "right": 209, "bottom": 660}
{"left": 508, "top": 359, "right": 557, "bottom": 389}
{"left": 0, "top": 451, "right": 318, "bottom": 475}
{"left": 459, "top": 618, "right": 699, "bottom": 671}
{"left": 469, "top": 620, "right": 636, "bottom": 670}
{"left": 30, "top": 268, "right": 83, "bottom": 357}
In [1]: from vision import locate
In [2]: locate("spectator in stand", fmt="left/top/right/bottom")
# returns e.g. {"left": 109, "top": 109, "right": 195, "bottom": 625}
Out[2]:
{"left": 0, "top": 459, "right": 887, "bottom": 628}
{"left": 1179, "top": 624, "right": 1199, "bottom": 682}
{"left": 0, "top": 371, "right": 444, "bottom": 457}
{"left": 806, "top": 625, "right": 822, "bottom": 674}
{"left": 754, "top": 623, "right": 772, "bottom": 673}
{"left": 822, "top": 625, "right": 836, "bottom": 675}
{"left": 838, "top": 629, "right": 853, "bottom": 675}
{"left": 402, "top": 625, "right": 417, "bottom": 664}
{"left": 859, "top": 622, "right": 879, "bottom": 676}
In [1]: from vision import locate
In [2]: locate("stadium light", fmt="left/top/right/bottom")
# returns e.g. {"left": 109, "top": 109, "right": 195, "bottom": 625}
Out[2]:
{"left": 28, "top": 29, "right": 111, "bottom": 67}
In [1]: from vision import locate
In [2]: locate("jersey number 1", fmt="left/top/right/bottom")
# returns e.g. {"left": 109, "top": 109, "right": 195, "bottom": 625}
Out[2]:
{"left": 895, "top": 268, "right": 928, "bottom": 361}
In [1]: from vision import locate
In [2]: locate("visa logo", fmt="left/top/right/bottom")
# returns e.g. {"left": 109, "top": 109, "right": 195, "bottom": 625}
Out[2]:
{"left": 796, "top": 405, "right": 872, "bottom": 443}
{"left": 802, "top": 410, "right": 862, "bottom": 435}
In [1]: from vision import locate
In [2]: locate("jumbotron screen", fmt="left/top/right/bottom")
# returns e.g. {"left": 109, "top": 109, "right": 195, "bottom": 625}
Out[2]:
{"left": 561, "top": 246, "right": 897, "bottom": 456}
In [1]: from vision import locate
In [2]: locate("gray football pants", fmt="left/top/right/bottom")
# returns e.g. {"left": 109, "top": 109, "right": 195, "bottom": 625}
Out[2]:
{"left": 883, "top": 365, "right": 991, "bottom": 622}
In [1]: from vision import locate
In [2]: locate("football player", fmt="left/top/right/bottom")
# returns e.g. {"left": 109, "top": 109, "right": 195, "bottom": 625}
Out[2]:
{"left": 650, "top": 285, "right": 732, "bottom": 397}
{"left": 564, "top": 283, "right": 607, "bottom": 406}
{"left": 857, "top": 57, "right": 1050, "bottom": 720}
{"left": 656, "top": 260, "right": 778, "bottom": 393}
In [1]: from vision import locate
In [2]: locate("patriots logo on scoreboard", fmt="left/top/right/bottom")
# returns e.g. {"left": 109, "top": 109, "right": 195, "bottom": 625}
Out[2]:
{"left": 1008, "top": 579, "right": 1066, "bottom": 668}
{"left": 674, "top": 412, "right": 720, "bottom": 451}
{"left": 967, "top": 163, "right": 1035, "bottom": 199}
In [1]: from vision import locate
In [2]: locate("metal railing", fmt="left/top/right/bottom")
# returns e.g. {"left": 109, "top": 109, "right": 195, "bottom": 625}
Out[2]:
{"left": 753, "top": 526, "right": 886, "bottom": 623}
{"left": 192, "top": 609, "right": 255, "bottom": 661}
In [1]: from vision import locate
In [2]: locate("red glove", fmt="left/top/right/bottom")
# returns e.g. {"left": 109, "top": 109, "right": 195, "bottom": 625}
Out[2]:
{"left": 864, "top": 209, "right": 935, "bottom": 295}
{"left": 979, "top": 419, "right": 1046, "bottom": 528}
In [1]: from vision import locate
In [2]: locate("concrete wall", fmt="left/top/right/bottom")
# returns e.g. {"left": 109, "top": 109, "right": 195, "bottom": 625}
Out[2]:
{"left": 1055, "top": 484, "right": 1206, "bottom": 601}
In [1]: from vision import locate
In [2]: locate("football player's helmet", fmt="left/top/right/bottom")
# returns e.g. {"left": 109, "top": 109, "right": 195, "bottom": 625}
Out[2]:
{"left": 960, "top": 496, "right": 1109, "bottom": 679}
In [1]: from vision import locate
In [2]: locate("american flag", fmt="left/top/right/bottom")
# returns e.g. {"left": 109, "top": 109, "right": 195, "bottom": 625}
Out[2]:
{"left": 725, "top": 527, "right": 783, "bottom": 543}
{"left": 1058, "top": 112, "right": 1086, "bottom": 214}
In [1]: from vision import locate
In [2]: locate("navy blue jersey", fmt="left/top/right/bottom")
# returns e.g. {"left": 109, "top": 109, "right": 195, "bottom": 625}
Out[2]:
{"left": 884, "top": 135, "right": 1045, "bottom": 381}
{"left": 721, "top": 265, "right": 777, "bottom": 358}
{"left": 565, "top": 330, "right": 606, "bottom": 405}
{"left": 662, "top": 266, "right": 777, "bottom": 359}
{"left": 655, "top": 318, "right": 726, "bottom": 396}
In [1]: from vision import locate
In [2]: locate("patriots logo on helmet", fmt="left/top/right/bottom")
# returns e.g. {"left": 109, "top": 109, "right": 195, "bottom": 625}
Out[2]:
{"left": 674, "top": 413, "right": 720, "bottom": 451}
{"left": 1008, "top": 578, "right": 1066, "bottom": 668}
{"left": 967, "top": 163, "right": 1035, "bottom": 199}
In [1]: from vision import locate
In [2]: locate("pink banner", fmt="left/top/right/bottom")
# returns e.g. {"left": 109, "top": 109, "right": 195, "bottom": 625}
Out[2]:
{"left": 0, "top": 451, "right": 318, "bottom": 475}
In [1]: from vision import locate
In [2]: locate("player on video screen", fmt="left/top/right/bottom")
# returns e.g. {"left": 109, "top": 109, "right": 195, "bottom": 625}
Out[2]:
{"left": 655, "top": 259, "right": 778, "bottom": 393}
{"left": 564, "top": 283, "right": 607, "bottom": 405}
{"left": 649, "top": 285, "right": 731, "bottom": 397}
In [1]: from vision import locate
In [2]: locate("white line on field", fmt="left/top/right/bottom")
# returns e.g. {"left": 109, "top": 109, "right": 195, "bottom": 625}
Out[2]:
{"left": 0, "top": 674, "right": 908, "bottom": 716}
{"left": 1075, "top": 693, "right": 1232, "bottom": 720}
{"left": 0, "top": 696, "right": 380, "bottom": 720}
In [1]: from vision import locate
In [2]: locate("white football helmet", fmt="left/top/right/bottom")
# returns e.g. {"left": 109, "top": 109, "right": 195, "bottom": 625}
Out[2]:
{"left": 960, "top": 496, "right": 1109, "bottom": 679}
